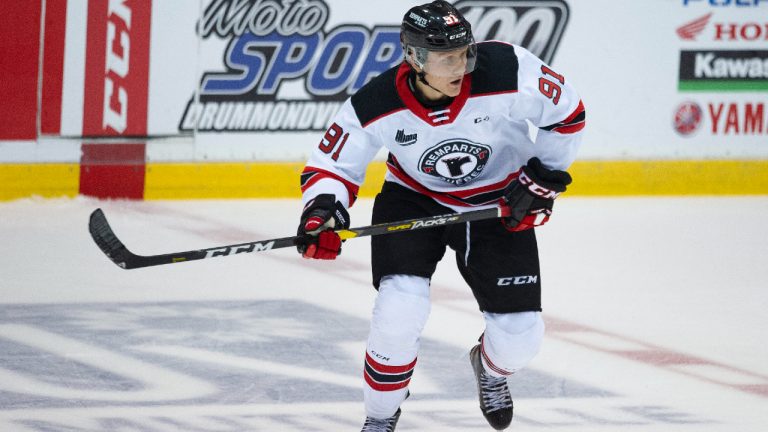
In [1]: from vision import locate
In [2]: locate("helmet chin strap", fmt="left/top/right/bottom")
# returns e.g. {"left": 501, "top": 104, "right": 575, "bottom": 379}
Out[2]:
{"left": 408, "top": 62, "right": 458, "bottom": 105}
{"left": 416, "top": 71, "right": 450, "bottom": 99}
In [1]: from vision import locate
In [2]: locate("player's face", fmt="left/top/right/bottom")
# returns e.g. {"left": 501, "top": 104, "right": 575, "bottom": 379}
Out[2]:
{"left": 421, "top": 47, "right": 469, "bottom": 97}
{"left": 423, "top": 47, "right": 470, "bottom": 77}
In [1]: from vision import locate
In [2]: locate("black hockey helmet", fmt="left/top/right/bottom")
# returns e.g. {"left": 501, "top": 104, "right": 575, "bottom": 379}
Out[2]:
{"left": 401, "top": 0, "right": 477, "bottom": 76}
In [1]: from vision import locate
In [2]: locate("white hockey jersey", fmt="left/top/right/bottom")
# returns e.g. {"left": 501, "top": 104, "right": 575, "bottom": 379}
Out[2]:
{"left": 300, "top": 41, "right": 585, "bottom": 212}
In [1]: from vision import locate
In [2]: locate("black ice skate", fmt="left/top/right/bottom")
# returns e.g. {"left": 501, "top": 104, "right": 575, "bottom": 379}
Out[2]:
{"left": 470, "top": 344, "right": 513, "bottom": 430}
{"left": 360, "top": 408, "right": 401, "bottom": 432}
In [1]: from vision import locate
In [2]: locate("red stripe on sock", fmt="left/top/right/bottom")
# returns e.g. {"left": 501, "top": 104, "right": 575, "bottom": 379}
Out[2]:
{"left": 481, "top": 337, "right": 513, "bottom": 376}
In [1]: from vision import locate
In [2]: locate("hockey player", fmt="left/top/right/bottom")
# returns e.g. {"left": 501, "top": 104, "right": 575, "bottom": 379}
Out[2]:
{"left": 296, "top": 1, "right": 585, "bottom": 430}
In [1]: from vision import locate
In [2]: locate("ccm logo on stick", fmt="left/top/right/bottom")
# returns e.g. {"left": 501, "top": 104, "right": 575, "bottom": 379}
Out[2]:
{"left": 497, "top": 275, "right": 538, "bottom": 286}
{"left": 205, "top": 242, "right": 276, "bottom": 258}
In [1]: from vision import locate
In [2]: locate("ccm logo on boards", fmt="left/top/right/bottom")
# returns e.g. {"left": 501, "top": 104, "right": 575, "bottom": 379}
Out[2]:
{"left": 85, "top": 0, "right": 150, "bottom": 136}
{"left": 103, "top": 1, "right": 132, "bottom": 133}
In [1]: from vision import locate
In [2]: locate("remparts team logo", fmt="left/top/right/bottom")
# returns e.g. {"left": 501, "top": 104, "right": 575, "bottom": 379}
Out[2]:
{"left": 179, "top": 0, "right": 570, "bottom": 133}
{"left": 419, "top": 139, "right": 492, "bottom": 186}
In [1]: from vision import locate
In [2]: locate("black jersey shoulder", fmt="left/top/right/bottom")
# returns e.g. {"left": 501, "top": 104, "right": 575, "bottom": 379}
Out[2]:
{"left": 470, "top": 41, "right": 520, "bottom": 96}
{"left": 350, "top": 65, "right": 404, "bottom": 127}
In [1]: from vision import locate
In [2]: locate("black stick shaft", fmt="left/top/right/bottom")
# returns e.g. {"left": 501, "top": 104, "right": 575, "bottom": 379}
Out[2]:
{"left": 89, "top": 206, "right": 509, "bottom": 270}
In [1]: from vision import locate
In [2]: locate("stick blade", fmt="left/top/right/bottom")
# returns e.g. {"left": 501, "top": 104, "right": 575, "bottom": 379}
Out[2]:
{"left": 88, "top": 208, "right": 136, "bottom": 269}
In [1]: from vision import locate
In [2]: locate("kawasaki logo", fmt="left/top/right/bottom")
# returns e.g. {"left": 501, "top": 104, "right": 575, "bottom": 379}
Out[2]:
{"left": 695, "top": 53, "right": 768, "bottom": 78}
{"left": 679, "top": 50, "right": 768, "bottom": 91}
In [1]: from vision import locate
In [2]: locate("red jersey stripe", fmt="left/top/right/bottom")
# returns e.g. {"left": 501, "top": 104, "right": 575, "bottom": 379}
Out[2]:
{"left": 301, "top": 166, "right": 360, "bottom": 206}
{"left": 553, "top": 121, "right": 585, "bottom": 134}
{"left": 386, "top": 157, "right": 514, "bottom": 207}
{"left": 562, "top": 100, "right": 585, "bottom": 125}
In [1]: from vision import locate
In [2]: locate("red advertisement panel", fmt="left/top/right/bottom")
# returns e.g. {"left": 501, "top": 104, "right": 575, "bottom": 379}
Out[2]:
{"left": 79, "top": 143, "right": 146, "bottom": 199}
{"left": 80, "top": 0, "right": 152, "bottom": 199}
{"left": 41, "top": 0, "right": 68, "bottom": 135}
{"left": 0, "top": 1, "right": 42, "bottom": 139}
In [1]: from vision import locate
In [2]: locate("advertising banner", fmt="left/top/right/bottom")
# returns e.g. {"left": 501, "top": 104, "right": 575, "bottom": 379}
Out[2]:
{"left": 673, "top": 5, "right": 768, "bottom": 144}
{"left": 24, "top": 0, "right": 768, "bottom": 161}
{"left": 2, "top": 0, "right": 767, "bottom": 199}
{"left": 152, "top": 0, "right": 576, "bottom": 161}
{"left": 161, "top": 0, "right": 768, "bottom": 161}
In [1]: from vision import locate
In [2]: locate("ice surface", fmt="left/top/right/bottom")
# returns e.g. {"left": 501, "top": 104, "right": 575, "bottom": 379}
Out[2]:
{"left": 0, "top": 196, "right": 767, "bottom": 431}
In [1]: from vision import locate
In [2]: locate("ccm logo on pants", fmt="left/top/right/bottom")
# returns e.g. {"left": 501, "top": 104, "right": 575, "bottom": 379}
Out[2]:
{"left": 497, "top": 276, "right": 538, "bottom": 286}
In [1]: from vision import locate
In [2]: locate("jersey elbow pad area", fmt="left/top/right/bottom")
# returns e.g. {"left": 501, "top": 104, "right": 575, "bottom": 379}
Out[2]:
{"left": 300, "top": 167, "right": 360, "bottom": 206}
{"left": 541, "top": 100, "right": 586, "bottom": 134}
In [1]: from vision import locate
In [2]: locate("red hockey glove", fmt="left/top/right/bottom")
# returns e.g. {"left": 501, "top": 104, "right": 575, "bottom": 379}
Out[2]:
{"left": 297, "top": 194, "right": 350, "bottom": 260}
{"left": 502, "top": 157, "right": 572, "bottom": 232}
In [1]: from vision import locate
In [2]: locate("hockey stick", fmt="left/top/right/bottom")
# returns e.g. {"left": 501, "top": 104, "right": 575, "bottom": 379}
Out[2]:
{"left": 89, "top": 206, "right": 511, "bottom": 270}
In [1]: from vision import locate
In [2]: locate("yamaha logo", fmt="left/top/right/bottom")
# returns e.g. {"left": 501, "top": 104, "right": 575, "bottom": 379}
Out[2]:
{"left": 419, "top": 139, "right": 491, "bottom": 186}
{"left": 673, "top": 101, "right": 703, "bottom": 136}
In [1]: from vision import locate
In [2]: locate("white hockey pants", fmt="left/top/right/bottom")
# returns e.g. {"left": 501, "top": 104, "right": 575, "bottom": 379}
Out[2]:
{"left": 363, "top": 274, "right": 545, "bottom": 419}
